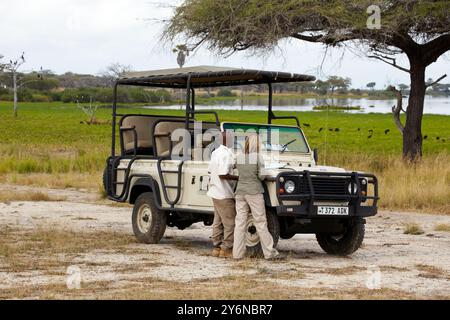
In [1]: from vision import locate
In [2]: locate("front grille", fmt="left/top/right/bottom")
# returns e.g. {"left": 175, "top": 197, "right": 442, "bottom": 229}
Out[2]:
{"left": 296, "top": 176, "right": 350, "bottom": 196}
{"left": 276, "top": 171, "right": 379, "bottom": 214}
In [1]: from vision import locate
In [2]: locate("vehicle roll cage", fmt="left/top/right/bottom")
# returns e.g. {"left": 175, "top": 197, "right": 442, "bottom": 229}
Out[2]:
{"left": 111, "top": 67, "right": 316, "bottom": 157}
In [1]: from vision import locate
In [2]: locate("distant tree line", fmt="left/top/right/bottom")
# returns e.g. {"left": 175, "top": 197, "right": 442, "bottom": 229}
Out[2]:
{"left": 0, "top": 71, "right": 173, "bottom": 104}
{"left": 0, "top": 70, "right": 448, "bottom": 104}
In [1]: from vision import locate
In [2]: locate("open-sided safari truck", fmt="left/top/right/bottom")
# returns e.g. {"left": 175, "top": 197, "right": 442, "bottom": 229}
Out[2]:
{"left": 104, "top": 66, "right": 379, "bottom": 256}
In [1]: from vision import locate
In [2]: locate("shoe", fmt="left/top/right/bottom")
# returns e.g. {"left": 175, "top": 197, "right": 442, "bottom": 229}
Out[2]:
{"left": 266, "top": 253, "right": 287, "bottom": 261}
{"left": 219, "top": 248, "right": 233, "bottom": 258}
{"left": 212, "top": 247, "right": 221, "bottom": 257}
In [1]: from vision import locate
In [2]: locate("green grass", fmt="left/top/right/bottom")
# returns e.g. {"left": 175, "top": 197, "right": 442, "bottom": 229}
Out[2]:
{"left": 1, "top": 101, "right": 450, "bottom": 214}
{"left": 1, "top": 101, "right": 449, "bottom": 172}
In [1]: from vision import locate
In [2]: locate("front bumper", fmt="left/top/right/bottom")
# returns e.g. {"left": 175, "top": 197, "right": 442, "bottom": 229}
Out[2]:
{"left": 275, "top": 170, "right": 379, "bottom": 218}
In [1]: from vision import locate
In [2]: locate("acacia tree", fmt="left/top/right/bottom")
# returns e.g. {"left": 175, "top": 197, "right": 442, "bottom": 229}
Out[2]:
{"left": 165, "top": 0, "right": 450, "bottom": 161}
{"left": 366, "top": 82, "right": 376, "bottom": 90}
{"left": 100, "top": 62, "right": 132, "bottom": 86}
{"left": 328, "top": 76, "right": 351, "bottom": 95}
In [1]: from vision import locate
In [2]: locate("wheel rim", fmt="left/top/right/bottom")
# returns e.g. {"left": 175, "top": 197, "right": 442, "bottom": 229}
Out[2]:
{"left": 137, "top": 204, "right": 152, "bottom": 233}
{"left": 245, "top": 216, "right": 260, "bottom": 247}
{"left": 330, "top": 234, "right": 345, "bottom": 242}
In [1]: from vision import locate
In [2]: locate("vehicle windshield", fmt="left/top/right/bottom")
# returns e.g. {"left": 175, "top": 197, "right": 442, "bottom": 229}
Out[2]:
{"left": 222, "top": 123, "right": 310, "bottom": 153}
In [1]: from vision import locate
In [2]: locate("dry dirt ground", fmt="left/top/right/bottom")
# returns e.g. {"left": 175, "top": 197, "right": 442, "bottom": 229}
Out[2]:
{"left": 0, "top": 184, "right": 449, "bottom": 300}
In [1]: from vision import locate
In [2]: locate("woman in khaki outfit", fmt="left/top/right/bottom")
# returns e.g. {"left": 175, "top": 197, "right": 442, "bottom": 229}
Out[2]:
{"left": 233, "top": 134, "right": 280, "bottom": 260}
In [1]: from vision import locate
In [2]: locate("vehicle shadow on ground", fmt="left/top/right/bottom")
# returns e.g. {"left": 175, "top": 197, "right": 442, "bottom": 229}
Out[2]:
{"left": 161, "top": 234, "right": 212, "bottom": 252}
{"left": 158, "top": 233, "right": 337, "bottom": 261}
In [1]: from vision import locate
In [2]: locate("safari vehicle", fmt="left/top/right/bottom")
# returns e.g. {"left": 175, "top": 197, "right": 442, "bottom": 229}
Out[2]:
{"left": 104, "top": 66, "right": 379, "bottom": 256}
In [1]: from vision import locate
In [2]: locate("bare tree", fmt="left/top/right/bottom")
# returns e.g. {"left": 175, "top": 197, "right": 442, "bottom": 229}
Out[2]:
{"left": 388, "top": 86, "right": 406, "bottom": 135}
{"left": 0, "top": 53, "right": 43, "bottom": 117}
{"left": 389, "top": 74, "right": 447, "bottom": 135}
{"left": 100, "top": 63, "right": 132, "bottom": 86}
{"left": 77, "top": 97, "right": 99, "bottom": 125}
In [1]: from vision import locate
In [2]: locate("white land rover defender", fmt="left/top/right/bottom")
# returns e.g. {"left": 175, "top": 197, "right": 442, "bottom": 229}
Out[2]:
{"left": 104, "top": 66, "right": 379, "bottom": 256}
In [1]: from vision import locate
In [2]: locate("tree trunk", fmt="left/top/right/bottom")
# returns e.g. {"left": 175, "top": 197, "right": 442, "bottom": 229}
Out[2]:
{"left": 13, "top": 72, "right": 18, "bottom": 117}
{"left": 403, "top": 58, "right": 426, "bottom": 161}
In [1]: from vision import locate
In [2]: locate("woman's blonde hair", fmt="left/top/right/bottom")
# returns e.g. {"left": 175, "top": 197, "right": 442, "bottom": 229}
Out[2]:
{"left": 244, "top": 134, "right": 260, "bottom": 154}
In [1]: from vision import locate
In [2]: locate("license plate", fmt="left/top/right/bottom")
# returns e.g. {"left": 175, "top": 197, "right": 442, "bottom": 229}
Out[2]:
{"left": 317, "top": 206, "right": 349, "bottom": 216}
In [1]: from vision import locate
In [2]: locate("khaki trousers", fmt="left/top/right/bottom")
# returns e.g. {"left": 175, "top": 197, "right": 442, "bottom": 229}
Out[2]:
{"left": 212, "top": 198, "right": 237, "bottom": 250}
{"left": 233, "top": 194, "right": 279, "bottom": 259}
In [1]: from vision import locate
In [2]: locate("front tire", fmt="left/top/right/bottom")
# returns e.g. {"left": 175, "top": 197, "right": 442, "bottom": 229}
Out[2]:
{"left": 316, "top": 219, "right": 365, "bottom": 256}
{"left": 246, "top": 209, "right": 280, "bottom": 258}
{"left": 132, "top": 192, "right": 166, "bottom": 244}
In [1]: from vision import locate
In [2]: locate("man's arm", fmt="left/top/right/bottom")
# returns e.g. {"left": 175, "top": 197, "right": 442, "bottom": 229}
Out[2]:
{"left": 219, "top": 174, "right": 239, "bottom": 181}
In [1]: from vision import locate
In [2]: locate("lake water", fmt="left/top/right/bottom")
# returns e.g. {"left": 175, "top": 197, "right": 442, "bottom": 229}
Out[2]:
{"left": 144, "top": 96, "right": 450, "bottom": 115}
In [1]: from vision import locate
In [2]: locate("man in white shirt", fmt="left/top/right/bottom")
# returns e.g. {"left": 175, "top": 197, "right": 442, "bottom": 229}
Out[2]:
{"left": 207, "top": 132, "right": 238, "bottom": 258}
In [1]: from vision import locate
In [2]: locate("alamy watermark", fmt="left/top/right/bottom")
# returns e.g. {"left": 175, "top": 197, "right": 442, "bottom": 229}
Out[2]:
{"left": 169, "top": 121, "right": 284, "bottom": 165}
{"left": 365, "top": 265, "right": 382, "bottom": 290}
{"left": 66, "top": 265, "right": 82, "bottom": 290}
{"left": 367, "top": 5, "right": 381, "bottom": 30}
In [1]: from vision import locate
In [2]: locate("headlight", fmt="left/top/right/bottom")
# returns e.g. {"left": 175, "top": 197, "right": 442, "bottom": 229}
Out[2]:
{"left": 348, "top": 182, "right": 358, "bottom": 194}
{"left": 284, "top": 180, "right": 296, "bottom": 194}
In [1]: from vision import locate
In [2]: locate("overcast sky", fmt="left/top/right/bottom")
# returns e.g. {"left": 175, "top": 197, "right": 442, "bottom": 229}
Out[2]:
{"left": 1, "top": 0, "right": 449, "bottom": 89}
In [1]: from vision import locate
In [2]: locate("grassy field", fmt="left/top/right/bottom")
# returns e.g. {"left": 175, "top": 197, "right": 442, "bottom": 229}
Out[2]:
{"left": 0, "top": 101, "right": 449, "bottom": 213}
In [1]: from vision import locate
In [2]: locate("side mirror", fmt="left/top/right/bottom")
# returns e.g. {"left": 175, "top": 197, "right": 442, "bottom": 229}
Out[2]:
{"left": 313, "top": 148, "right": 319, "bottom": 164}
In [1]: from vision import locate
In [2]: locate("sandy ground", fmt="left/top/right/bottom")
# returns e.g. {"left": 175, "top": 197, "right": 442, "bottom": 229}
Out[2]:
{"left": 0, "top": 184, "right": 449, "bottom": 299}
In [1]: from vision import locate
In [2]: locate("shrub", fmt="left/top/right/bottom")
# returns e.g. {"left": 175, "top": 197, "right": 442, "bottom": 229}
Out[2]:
{"left": 61, "top": 89, "right": 80, "bottom": 103}
{"left": 154, "top": 89, "right": 172, "bottom": 103}
{"left": 404, "top": 223, "right": 424, "bottom": 235}
{"left": 217, "top": 88, "right": 236, "bottom": 97}
{"left": 434, "top": 224, "right": 450, "bottom": 232}
{"left": 17, "top": 88, "right": 34, "bottom": 102}
{"left": 59, "top": 87, "right": 174, "bottom": 104}
{"left": 31, "top": 93, "right": 52, "bottom": 103}
{"left": 0, "top": 93, "right": 12, "bottom": 101}
{"left": 49, "top": 91, "right": 63, "bottom": 102}
{"left": 127, "top": 88, "right": 151, "bottom": 103}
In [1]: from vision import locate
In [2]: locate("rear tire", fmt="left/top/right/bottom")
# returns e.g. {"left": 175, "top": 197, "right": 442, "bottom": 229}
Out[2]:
{"left": 316, "top": 219, "right": 365, "bottom": 256}
{"left": 246, "top": 209, "right": 280, "bottom": 258}
{"left": 132, "top": 192, "right": 166, "bottom": 244}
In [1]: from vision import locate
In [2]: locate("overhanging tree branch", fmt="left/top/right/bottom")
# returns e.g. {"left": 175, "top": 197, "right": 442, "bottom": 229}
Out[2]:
{"left": 368, "top": 53, "right": 410, "bottom": 73}
{"left": 423, "top": 34, "right": 450, "bottom": 65}
{"left": 425, "top": 74, "right": 447, "bottom": 88}
{"left": 291, "top": 33, "right": 323, "bottom": 42}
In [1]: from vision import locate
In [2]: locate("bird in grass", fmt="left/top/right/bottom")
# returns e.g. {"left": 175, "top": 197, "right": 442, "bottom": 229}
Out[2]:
{"left": 357, "top": 128, "right": 361, "bottom": 132}
{"left": 384, "top": 129, "right": 390, "bottom": 134}
{"left": 424, "top": 135, "right": 428, "bottom": 140}
{"left": 319, "top": 127, "right": 323, "bottom": 133}
{"left": 436, "top": 137, "right": 440, "bottom": 140}
{"left": 303, "top": 123, "right": 311, "bottom": 127}
{"left": 329, "top": 128, "right": 334, "bottom": 132}
{"left": 442, "top": 139, "right": 446, "bottom": 143}
{"left": 368, "top": 129, "right": 374, "bottom": 134}
{"left": 334, "top": 128, "right": 340, "bottom": 132}
{"left": 368, "top": 135, "right": 372, "bottom": 139}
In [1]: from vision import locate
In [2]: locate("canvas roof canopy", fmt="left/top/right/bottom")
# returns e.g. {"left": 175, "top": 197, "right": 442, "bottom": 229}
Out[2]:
{"left": 118, "top": 66, "right": 316, "bottom": 88}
